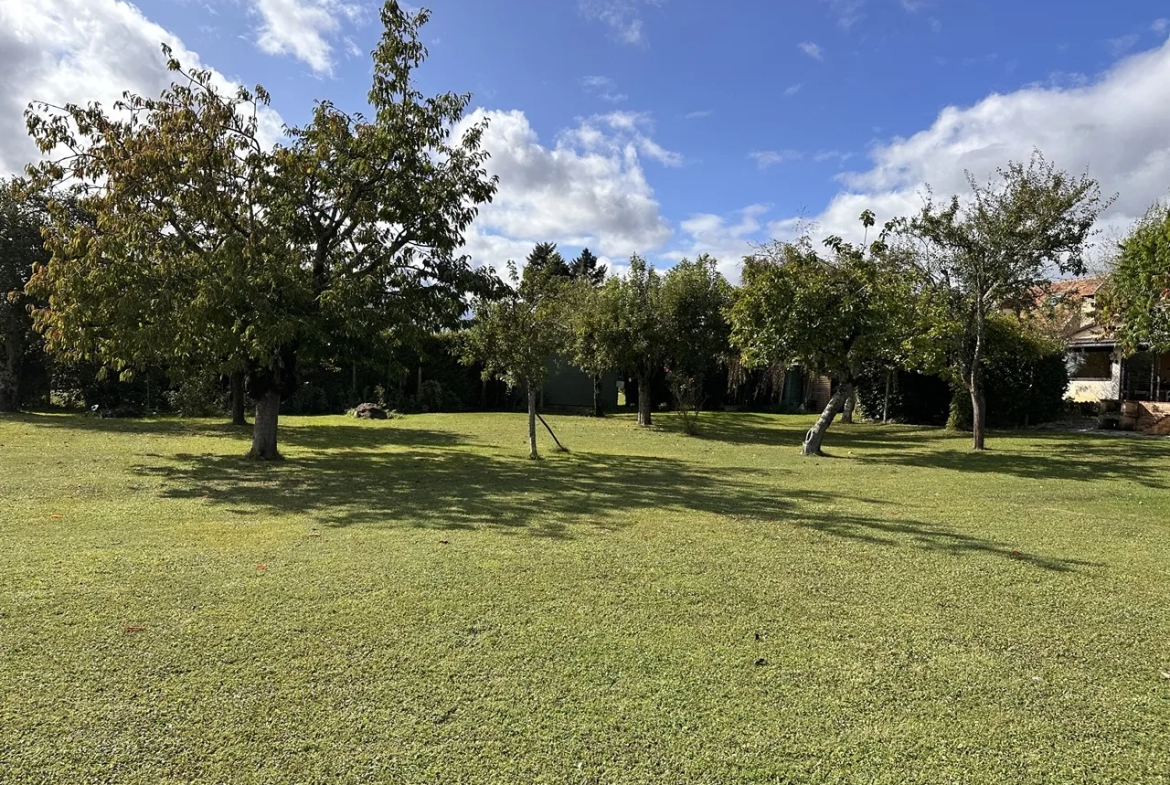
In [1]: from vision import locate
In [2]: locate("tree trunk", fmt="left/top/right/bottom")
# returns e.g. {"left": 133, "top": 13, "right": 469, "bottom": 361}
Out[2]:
{"left": 592, "top": 374, "right": 604, "bottom": 418}
{"left": 527, "top": 384, "right": 539, "bottom": 460}
{"left": 802, "top": 387, "right": 846, "bottom": 457}
{"left": 0, "top": 336, "right": 19, "bottom": 413}
{"left": 230, "top": 372, "right": 247, "bottom": 426}
{"left": 249, "top": 391, "right": 282, "bottom": 460}
{"left": 970, "top": 380, "right": 987, "bottom": 451}
{"left": 882, "top": 370, "right": 892, "bottom": 424}
{"left": 636, "top": 373, "right": 652, "bottom": 427}
{"left": 841, "top": 384, "right": 857, "bottom": 424}
{"left": 0, "top": 382, "right": 11, "bottom": 413}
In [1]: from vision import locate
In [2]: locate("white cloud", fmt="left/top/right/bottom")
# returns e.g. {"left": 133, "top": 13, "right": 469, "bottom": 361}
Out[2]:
{"left": 750, "top": 150, "right": 802, "bottom": 169}
{"left": 581, "top": 75, "right": 628, "bottom": 102}
{"left": 685, "top": 110, "right": 712, "bottom": 119}
{"left": 579, "top": 0, "right": 663, "bottom": 45}
{"left": 783, "top": 37, "right": 1170, "bottom": 248}
{"left": 455, "top": 108, "right": 675, "bottom": 270}
{"left": 250, "top": 0, "right": 364, "bottom": 75}
{"left": 0, "top": 0, "right": 285, "bottom": 177}
{"left": 822, "top": 0, "right": 864, "bottom": 28}
{"left": 1154, "top": 19, "right": 1169, "bottom": 35}
{"left": 662, "top": 205, "right": 769, "bottom": 281}
{"left": 798, "top": 41, "right": 824, "bottom": 60}
{"left": 784, "top": 83, "right": 803, "bottom": 96}
{"left": 814, "top": 149, "right": 854, "bottom": 163}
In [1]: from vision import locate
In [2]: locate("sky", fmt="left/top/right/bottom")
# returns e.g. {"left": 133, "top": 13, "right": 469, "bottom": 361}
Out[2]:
{"left": 2, "top": 0, "right": 1170, "bottom": 279}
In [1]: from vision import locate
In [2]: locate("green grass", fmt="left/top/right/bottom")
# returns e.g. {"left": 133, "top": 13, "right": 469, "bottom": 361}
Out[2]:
{"left": 1, "top": 411, "right": 1168, "bottom": 784}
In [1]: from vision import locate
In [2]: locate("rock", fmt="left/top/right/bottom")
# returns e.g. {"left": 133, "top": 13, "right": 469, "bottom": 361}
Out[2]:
{"left": 354, "top": 403, "right": 388, "bottom": 420}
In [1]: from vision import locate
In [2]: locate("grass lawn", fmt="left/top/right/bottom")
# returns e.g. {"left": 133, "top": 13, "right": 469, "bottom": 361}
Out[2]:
{"left": 1, "top": 411, "right": 1169, "bottom": 784}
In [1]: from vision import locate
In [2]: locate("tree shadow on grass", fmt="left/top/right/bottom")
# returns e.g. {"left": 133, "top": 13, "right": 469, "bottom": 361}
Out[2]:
{"left": 690, "top": 413, "right": 1169, "bottom": 489}
{"left": 5, "top": 411, "right": 465, "bottom": 452}
{"left": 131, "top": 441, "right": 1099, "bottom": 572}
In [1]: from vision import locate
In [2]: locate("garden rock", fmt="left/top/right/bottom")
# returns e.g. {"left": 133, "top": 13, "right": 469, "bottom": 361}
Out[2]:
{"left": 354, "top": 403, "right": 388, "bottom": 420}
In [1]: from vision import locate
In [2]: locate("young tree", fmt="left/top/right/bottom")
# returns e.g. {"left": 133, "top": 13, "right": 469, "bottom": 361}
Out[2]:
{"left": 731, "top": 227, "right": 910, "bottom": 456}
{"left": 661, "top": 254, "right": 733, "bottom": 434}
{"left": 569, "top": 247, "right": 607, "bottom": 286}
{"left": 597, "top": 255, "right": 665, "bottom": 427}
{"left": 22, "top": 2, "right": 497, "bottom": 459}
{"left": 891, "top": 153, "right": 1108, "bottom": 449}
{"left": 1097, "top": 203, "right": 1170, "bottom": 356}
{"left": 0, "top": 183, "right": 49, "bottom": 412}
{"left": 461, "top": 264, "right": 566, "bottom": 459}
{"left": 562, "top": 278, "right": 613, "bottom": 417}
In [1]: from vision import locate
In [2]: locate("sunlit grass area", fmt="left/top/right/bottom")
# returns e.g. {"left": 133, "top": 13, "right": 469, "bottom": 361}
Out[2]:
{"left": 1, "top": 411, "right": 1168, "bottom": 783}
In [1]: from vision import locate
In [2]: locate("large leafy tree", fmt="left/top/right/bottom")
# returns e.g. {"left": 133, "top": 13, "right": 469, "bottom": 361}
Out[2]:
{"left": 731, "top": 225, "right": 911, "bottom": 456}
{"left": 1097, "top": 203, "right": 1170, "bottom": 356}
{"left": 22, "top": 1, "right": 497, "bottom": 458}
{"left": 461, "top": 264, "right": 566, "bottom": 459}
{"left": 660, "top": 254, "right": 733, "bottom": 433}
{"left": 562, "top": 278, "right": 613, "bottom": 417}
{"left": 891, "top": 153, "right": 1108, "bottom": 450}
{"left": 0, "top": 183, "right": 49, "bottom": 412}
{"left": 597, "top": 255, "right": 665, "bottom": 427}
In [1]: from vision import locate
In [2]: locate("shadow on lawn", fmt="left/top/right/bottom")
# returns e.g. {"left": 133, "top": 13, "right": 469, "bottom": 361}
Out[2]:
{"left": 124, "top": 432, "right": 1095, "bottom": 572}
{"left": 693, "top": 413, "right": 1169, "bottom": 489}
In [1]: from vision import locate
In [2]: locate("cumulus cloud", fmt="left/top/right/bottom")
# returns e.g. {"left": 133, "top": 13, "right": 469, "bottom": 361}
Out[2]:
{"left": 251, "top": 0, "right": 365, "bottom": 75}
{"left": 798, "top": 42, "right": 823, "bottom": 60}
{"left": 0, "top": 0, "right": 284, "bottom": 177}
{"left": 455, "top": 108, "right": 676, "bottom": 270}
{"left": 579, "top": 0, "right": 663, "bottom": 45}
{"left": 662, "top": 205, "right": 769, "bottom": 280}
{"left": 782, "top": 37, "right": 1170, "bottom": 248}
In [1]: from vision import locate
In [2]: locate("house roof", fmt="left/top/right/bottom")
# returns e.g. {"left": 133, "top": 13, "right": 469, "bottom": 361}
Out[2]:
{"left": 1047, "top": 276, "right": 1105, "bottom": 299}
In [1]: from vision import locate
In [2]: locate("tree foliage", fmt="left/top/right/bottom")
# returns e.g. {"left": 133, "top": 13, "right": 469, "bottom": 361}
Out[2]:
{"left": 0, "top": 182, "right": 50, "bottom": 411}
{"left": 730, "top": 223, "right": 911, "bottom": 455}
{"left": 21, "top": 1, "right": 497, "bottom": 458}
{"left": 660, "top": 254, "right": 733, "bottom": 433}
{"left": 891, "top": 152, "right": 1108, "bottom": 449}
{"left": 569, "top": 247, "right": 606, "bottom": 286}
{"left": 596, "top": 255, "right": 665, "bottom": 426}
{"left": 1097, "top": 203, "right": 1170, "bottom": 355}
{"left": 461, "top": 263, "right": 565, "bottom": 458}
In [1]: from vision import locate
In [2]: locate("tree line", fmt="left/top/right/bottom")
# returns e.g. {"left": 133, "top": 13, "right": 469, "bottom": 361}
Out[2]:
{"left": 3, "top": 1, "right": 1169, "bottom": 460}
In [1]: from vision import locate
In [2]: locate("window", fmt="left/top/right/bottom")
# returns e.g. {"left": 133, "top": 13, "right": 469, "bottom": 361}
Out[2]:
{"left": 1068, "top": 350, "right": 1113, "bottom": 380}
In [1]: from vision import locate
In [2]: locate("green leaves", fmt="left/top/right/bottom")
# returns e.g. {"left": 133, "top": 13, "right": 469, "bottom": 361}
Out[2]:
{"left": 1098, "top": 204, "right": 1170, "bottom": 355}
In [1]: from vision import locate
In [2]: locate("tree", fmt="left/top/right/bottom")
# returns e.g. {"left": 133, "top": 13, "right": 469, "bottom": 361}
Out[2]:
{"left": 891, "top": 152, "right": 1108, "bottom": 450}
{"left": 660, "top": 254, "right": 733, "bottom": 434}
{"left": 569, "top": 247, "right": 606, "bottom": 286}
{"left": 461, "top": 264, "right": 566, "bottom": 459}
{"left": 596, "top": 255, "right": 665, "bottom": 427}
{"left": 522, "top": 242, "right": 570, "bottom": 289}
{"left": 562, "top": 278, "right": 613, "bottom": 417}
{"left": 0, "top": 182, "right": 49, "bottom": 412}
{"left": 22, "top": 1, "right": 497, "bottom": 459}
{"left": 730, "top": 226, "right": 910, "bottom": 456}
{"left": 1097, "top": 203, "right": 1170, "bottom": 356}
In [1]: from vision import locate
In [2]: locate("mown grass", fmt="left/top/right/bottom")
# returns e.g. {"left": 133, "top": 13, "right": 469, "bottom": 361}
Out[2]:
{"left": 1, "top": 411, "right": 1168, "bottom": 784}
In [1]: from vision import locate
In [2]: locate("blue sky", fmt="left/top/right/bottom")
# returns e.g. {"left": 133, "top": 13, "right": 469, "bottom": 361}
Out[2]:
{"left": 3, "top": 1, "right": 1170, "bottom": 276}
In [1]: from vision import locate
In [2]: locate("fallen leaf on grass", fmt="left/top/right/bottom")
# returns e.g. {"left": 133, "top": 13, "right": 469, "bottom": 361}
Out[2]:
{"left": 50, "top": 514, "right": 63, "bottom": 520}
{"left": 256, "top": 564, "right": 267, "bottom": 571}
{"left": 1161, "top": 671, "right": 1170, "bottom": 680}
{"left": 124, "top": 626, "right": 144, "bottom": 634}
{"left": 439, "top": 540, "right": 450, "bottom": 545}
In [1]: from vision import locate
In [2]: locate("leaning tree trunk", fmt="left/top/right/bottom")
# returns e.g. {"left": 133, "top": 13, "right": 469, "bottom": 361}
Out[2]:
{"left": 802, "top": 387, "right": 847, "bottom": 457}
{"left": 636, "top": 373, "right": 652, "bottom": 427}
{"left": 230, "top": 372, "right": 247, "bottom": 426}
{"left": 841, "top": 385, "right": 857, "bottom": 424}
{"left": 249, "top": 391, "right": 282, "bottom": 460}
{"left": 527, "top": 384, "right": 539, "bottom": 460}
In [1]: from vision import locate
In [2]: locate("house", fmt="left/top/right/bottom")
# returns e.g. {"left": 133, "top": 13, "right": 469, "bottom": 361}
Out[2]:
{"left": 1056, "top": 277, "right": 1170, "bottom": 432}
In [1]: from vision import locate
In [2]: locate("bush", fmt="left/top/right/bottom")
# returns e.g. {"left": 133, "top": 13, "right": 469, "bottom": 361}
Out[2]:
{"left": 855, "top": 370, "right": 951, "bottom": 426}
{"left": 284, "top": 383, "right": 332, "bottom": 416}
{"left": 947, "top": 319, "right": 1069, "bottom": 430}
{"left": 164, "top": 374, "right": 227, "bottom": 417}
